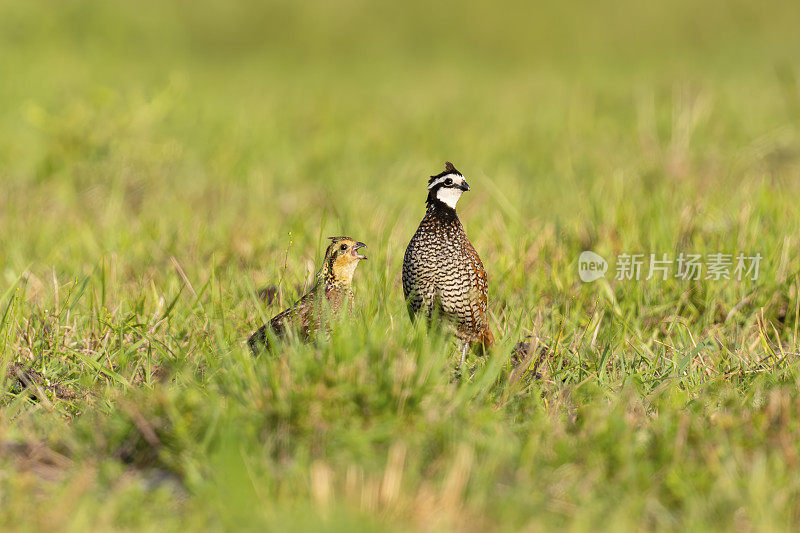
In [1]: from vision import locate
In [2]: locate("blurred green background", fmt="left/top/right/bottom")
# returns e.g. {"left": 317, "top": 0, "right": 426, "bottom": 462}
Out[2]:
{"left": 3, "top": 0, "right": 800, "bottom": 300}
{"left": 2, "top": 1, "right": 800, "bottom": 530}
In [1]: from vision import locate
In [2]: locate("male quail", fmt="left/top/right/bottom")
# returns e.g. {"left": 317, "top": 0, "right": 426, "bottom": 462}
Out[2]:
{"left": 248, "top": 236, "right": 367, "bottom": 353}
{"left": 402, "top": 162, "right": 494, "bottom": 363}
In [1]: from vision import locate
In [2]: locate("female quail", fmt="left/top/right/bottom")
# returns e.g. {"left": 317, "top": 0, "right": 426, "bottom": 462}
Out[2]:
{"left": 249, "top": 236, "right": 367, "bottom": 353}
{"left": 402, "top": 162, "right": 494, "bottom": 362}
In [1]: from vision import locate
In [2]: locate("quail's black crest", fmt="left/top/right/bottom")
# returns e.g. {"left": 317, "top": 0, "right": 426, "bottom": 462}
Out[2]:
{"left": 402, "top": 162, "right": 494, "bottom": 360}
{"left": 248, "top": 236, "right": 367, "bottom": 354}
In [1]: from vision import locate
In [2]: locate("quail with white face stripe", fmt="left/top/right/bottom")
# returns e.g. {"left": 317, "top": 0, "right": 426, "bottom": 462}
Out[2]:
{"left": 402, "top": 162, "right": 494, "bottom": 364}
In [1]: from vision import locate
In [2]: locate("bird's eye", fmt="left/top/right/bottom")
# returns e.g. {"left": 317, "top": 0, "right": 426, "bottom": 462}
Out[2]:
{"left": 340, "top": 243, "right": 348, "bottom": 251}
{"left": 444, "top": 177, "right": 453, "bottom": 186}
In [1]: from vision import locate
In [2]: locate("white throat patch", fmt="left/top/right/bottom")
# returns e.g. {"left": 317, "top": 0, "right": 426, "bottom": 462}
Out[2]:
{"left": 428, "top": 172, "right": 467, "bottom": 209}
{"left": 435, "top": 186, "right": 464, "bottom": 209}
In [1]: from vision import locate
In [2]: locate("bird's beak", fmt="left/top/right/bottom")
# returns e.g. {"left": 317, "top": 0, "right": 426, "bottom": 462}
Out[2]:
{"left": 352, "top": 242, "right": 367, "bottom": 260}
{"left": 459, "top": 180, "right": 470, "bottom": 192}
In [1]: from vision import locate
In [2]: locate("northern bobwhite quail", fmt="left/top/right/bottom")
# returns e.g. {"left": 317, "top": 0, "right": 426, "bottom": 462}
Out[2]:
{"left": 248, "top": 236, "right": 367, "bottom": 354}
{"left": 402, "top": 162, "right": 494, "bottom": 363}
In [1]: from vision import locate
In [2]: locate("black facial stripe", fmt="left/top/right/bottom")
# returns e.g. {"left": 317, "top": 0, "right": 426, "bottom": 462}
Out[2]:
{"left": 428, "top": 165, "right": 463, "bottom": 186}
{"left": 429, "top": 176, "right": 461, "bottom": 191}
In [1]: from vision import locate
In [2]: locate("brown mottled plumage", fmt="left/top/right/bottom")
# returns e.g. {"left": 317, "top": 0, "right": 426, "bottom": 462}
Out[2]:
{"left": 402, "top": 162, "right": 494, "bottom": 362}
{"left": 248, "top": 236, "right": 367, "bottom": 354}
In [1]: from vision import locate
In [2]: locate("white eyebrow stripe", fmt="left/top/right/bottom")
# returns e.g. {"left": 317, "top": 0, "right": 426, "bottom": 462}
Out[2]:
{"left": 427, "top": 173, "right": 458, "bottom": 190}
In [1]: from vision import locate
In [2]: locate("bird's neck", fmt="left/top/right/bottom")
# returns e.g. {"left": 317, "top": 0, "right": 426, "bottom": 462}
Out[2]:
{"left": 319, "top": 268, "right": 352, "bottom": 296}
{"left": 425, "top": 196, "right": 461, "bottom": 225}
{"left": 322, "top": 276, "right": 353, "bottom": 310}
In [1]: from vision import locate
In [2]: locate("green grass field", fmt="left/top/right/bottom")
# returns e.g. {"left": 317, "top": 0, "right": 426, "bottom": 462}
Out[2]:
{"left": 2, "top": 1, "right": 800, "bottom": 530}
